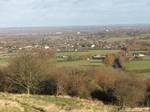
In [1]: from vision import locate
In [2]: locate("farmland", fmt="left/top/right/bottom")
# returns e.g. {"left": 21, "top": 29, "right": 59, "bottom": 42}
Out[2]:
{"left": 56, "top": 50, "right": 150, "bottom": 77}
{"left": 0, "top": 49, "right": 150, "bottom": 77}
{"left": 56, "top": 49, "right": 119, "bottom": 67}
{"left": 57, "top": 50, "right": 120, "bottom": 57}
{"left": 126, "top": 60, "right": 150, "bottom": 70}
{"left": 0, "top": 26, "right": 150, "bottom": 110}
{"left": 125, "top": 60, "right": 150, "bottom": 77}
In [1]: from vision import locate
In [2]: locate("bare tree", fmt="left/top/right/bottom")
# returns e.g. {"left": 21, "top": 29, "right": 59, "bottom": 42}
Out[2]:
{"left": 6, "top": 49, "right": 55, "bottom": 95}
{"left": 114, "top": 77, "right": 146, "bottom": 108}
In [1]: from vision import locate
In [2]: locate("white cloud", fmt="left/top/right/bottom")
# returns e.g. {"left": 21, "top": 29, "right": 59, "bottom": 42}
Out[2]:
{"left": 0, "top": 0, "right": 150, "bottom": 27}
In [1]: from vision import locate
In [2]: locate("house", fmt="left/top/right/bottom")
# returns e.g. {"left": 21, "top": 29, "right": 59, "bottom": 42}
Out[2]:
{"left": 44, "top": 46, "right": 50, "bottom": 49}
{"left": 92, "top": 54, "right": 106, "bottom": 60}
{"left": 91, "top": 44, "right": 96, "bottom": 48}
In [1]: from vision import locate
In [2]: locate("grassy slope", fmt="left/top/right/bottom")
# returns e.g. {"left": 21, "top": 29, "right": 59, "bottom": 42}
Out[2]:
{"left": 0, "top": 93, "right": 117, "bottom": 112}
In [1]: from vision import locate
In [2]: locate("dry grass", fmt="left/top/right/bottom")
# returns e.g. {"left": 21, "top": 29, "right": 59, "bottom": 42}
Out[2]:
{"left": 0, "top": 93, "right": 117, "bottom": 112}
{"left": 0, "top": 93, "right": 149, "bottom": 112}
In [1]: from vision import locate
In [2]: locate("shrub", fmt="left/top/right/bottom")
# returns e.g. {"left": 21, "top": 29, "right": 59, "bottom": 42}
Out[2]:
{"left": 0, "top": 49, "right": 147, "bottom": 108}
{"left": 144, "top": 79, "right": 150, "bottom": 107}
{"left": 54, "top": 67, "right": 92, "bottom": 98}
{"left": 88, "top": 68, "right": 122, "bottom": 104}
{"left": 0, "top": 68, "right": 12, "bottom": 92}
{"left": 6, "top": 49, "right": 55, "bottom": 95}
{"left": 114, "top": 76, "right": 146, "bottom": 107}
{"left": 37, "top": 77, "right": 57, "bottom": 95}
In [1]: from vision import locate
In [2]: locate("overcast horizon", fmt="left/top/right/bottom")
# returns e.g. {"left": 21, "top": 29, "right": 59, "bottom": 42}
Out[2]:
{"left": 0, "top": 0, "right": 150, "bottom": 27}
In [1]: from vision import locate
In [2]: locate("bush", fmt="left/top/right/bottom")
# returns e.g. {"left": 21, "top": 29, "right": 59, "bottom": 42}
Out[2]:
{"left": 87, "top": 68, "right": 146, "bottom": 107}
{"left": 0, "top": 49, "right": 148, "bottom": 107}
{"left": 37, "top": 77, "right": 57, "bottom": 95}
{"left": 114, "top": 77, "right": 146, "bottom": 107}
{"left": 0, "top": 68, "right": 12, "bottom": 92}
{"left": 54, "top": 67, "right": 92, "bottom": 98}
{"left": 5, "top": 49, "right": 55, "bottom": 95}
{"left": 144, "top": 79, "right": 150, "bottom": 107}
{"left": 88, "top": 68, "right": 122, "bottom": 104}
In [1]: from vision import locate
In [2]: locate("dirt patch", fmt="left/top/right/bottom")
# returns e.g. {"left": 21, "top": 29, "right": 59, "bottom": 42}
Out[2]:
{"left": 120, "top": 107, "right": 150, "bottom": 112}
{"left": 0, "top": 100, "right": 24, "bottom": 112}
{"left": 69, "top": 109, "right": 93, "bottom": 112}
{"left": 44, "top": 104, "right": 60, "bottom": 112}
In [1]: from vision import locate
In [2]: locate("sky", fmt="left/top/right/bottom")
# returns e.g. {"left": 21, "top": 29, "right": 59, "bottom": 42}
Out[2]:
{"left": 0, "top": 0, "right": 150, "bottom": 27}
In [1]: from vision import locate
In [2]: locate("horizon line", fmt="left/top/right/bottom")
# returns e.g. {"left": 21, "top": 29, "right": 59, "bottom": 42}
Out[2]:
{"left": 0, "top": 23, "right": 150, "bottom": 29}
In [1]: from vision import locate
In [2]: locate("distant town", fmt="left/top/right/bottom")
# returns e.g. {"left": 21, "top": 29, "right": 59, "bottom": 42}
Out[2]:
{"left": 0, "top": 25, "right": 149, "bottom": 60}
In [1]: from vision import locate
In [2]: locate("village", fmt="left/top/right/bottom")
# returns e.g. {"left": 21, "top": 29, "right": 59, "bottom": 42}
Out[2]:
{"left": 0, "top": 27, "right": 149, "bottom": 62}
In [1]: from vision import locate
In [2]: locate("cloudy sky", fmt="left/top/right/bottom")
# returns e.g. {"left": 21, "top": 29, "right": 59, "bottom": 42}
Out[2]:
{"left": 0, "top": 0, "right": 150, "bottom": 27}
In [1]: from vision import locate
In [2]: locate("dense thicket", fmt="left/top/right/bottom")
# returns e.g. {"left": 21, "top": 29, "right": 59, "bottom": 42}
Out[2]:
{"left": 0, "top": 49, "right": 149, "bottom": 108}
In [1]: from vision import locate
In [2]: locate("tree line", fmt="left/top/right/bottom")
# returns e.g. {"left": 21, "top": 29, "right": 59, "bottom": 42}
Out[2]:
{"left": 0, "top": 49, "right": 150, "bottom": 108}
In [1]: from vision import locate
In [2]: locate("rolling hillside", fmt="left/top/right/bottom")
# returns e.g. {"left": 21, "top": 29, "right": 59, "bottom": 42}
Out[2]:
{"left": 0, "top": 93, "right": 150, "bottom": 112}
{"left": 0, "top": 93, "right": 116, "bottom": 112}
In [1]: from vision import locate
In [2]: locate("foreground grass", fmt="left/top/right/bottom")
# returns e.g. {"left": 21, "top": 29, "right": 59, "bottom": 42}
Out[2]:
{"left": 0, "top": 93, "right": 149, "bottom": 112}
{"left": 0, "top": 93, "right": 117, "bottom": 112}
{"left": 137, "top": 72, "right": 150, "bottom": 78}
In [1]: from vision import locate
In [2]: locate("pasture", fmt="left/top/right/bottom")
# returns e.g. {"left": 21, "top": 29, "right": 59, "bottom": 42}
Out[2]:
{"left": 0, "top": 52, "right": 15, "bottom": 66}
{"left": 57, "top": 50, "right": 120, "bottom": 57}
{"left": 56, "top": 60, "right": 104, "bottom": 67}
{"left": 125, "top": 60, "right": 150, "bottom": 70}
{"left": 125, "top": 60, "right": 150, "bottom": 77}
{"left": 0, "top": 50, "right": 150, "bottom": 77}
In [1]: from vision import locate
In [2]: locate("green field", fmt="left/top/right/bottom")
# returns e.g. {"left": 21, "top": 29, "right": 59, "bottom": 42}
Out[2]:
{"left": 57, "top": 50, "right": 120, "bottom": 57}
{"left": 106, "top": 37, "right": 133, "bottom": 42}
{"left": 106, "top": 33, "right": 150, "bottom": 42}
{"left": 56, "top": 50, "right": 119, "bottom": 67}
{"left": 125, "top": 60, "right": 150, "bottom": 77}
{"left": 0, "top": 50, "right": 118, "bottom": 67}
{"left": 125, "top": 60, "right": 150, "bottom": 70}
{"left": 105, "top": 35, "right": 145, "bottom": 42}
{"left": 56, "top": 60, "right": 104, "bottom": 67}
{"left": 0, "top": 51, "right": 150, "bottom": 77}
{"left": 0, "top": 52, "right": 16, "bottom": 66}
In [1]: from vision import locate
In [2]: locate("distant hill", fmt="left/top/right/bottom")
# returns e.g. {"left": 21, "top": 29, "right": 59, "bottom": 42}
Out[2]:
{"left": 0, "top": 24, "right": 150, "bottom": 36}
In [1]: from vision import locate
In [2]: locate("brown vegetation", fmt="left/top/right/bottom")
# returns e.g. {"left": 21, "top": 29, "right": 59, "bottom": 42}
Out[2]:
{"left": 0, "top": 49, "right": 150, "bottom": 108}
